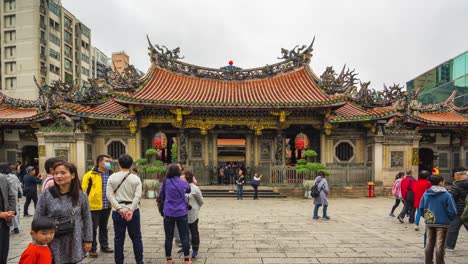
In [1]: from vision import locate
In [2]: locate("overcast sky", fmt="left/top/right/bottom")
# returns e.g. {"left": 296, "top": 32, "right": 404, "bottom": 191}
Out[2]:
{"left": 62, "top": 0, "right": 468, "bottom": 90}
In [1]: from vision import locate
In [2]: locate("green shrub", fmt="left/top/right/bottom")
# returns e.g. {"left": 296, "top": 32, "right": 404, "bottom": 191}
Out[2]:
{"left": 145, "top": 148, "right": 158, "bottom": 156}
{"left": 135, "top": 158, "right": 148, "bottom": 165}
{"left": 304, "top": 150, "right": 317, "bottom": 157}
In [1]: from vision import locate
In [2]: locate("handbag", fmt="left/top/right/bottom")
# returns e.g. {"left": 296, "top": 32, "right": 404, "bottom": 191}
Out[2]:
{"left": 55, "top": 208, "right": 76, "bottom": 237}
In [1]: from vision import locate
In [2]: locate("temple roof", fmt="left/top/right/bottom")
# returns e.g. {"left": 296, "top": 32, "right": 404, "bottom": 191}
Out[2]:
{"left": 409, "top": 110, "right": 468, "bottom": 126}
{"left": 59, "top": 100, "right": 131, "bottom": 120}
{"left": 115, "top": 66, "right": 344, "bottom": 109}
{"left": 0, "top": 105, "right": 49, "bottom": 124}
{"left": 327, "top": 102, "right": 397, "bottom": 123}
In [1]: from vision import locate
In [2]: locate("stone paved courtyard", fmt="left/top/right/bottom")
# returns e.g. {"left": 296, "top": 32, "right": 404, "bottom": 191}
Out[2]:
{"left": 8, "top": 197, "right": 468, "bottom": 264}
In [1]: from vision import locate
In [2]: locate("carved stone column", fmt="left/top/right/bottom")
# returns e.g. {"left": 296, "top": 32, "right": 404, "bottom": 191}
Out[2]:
{"left": 275, "top": 130, "right": 284, "bottom": 165}
{"left": 179, "top": 129, "right": 187, "bottom": 165}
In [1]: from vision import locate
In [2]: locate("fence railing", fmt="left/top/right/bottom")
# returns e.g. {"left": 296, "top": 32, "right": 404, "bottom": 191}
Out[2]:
{"left": 136, "top": 163, "right": 373, "bottom": 187}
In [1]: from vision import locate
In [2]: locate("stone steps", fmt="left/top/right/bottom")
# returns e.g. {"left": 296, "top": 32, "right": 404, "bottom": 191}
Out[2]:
{"left": 200, "top": 189, "right": 287, "bottom": 198}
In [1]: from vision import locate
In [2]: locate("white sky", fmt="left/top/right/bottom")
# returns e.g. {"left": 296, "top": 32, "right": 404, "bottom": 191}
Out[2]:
{"left": 62, "top": 0, "right": 468, "bottom": 90}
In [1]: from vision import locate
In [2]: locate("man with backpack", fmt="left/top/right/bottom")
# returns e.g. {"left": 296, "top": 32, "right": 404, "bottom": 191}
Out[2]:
{"left": 82, "top": 154, "right": 114, "bottom": 257}
{"left": 397, "top": 170, "right": 416, "bottom": 223}
{"left": 312, "top": 171, "right": 330, "bottom": 220}
{"left": 445, "top": 168, "right": 468, "bottom": 251}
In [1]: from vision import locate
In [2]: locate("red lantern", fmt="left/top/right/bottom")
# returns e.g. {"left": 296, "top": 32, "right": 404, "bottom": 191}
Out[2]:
{"left": 153, "top": 132, "right": 167, "bottom": 149}
{"left": 294, "top": 133, "right": 309, "bottom": 150}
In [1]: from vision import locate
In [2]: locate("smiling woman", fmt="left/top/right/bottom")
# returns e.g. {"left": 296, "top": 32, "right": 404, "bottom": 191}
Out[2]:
{"left": 34, "top": 162, "right": 93, "bottom": 264}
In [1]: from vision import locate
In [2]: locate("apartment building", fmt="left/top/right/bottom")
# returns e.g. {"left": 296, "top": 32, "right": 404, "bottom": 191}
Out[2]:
{"left": 92, "top": 47, "right": 110, "bottom": 79}
{"left": 0, "top": 0, "right": 93, "bottom": 100}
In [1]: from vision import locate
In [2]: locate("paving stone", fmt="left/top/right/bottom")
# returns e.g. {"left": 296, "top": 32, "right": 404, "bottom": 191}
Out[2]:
{"left": 7, "top": 197, "right": 467, "bottom": 263}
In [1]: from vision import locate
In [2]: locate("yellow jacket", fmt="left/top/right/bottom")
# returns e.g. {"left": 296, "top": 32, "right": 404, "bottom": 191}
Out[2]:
{"left": 81, "top": 168, "right": 112, "bottom": 211}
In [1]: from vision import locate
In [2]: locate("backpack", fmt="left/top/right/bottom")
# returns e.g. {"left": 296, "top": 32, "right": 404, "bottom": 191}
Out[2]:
{"left": 310, "top": 181, "right": 321, "bottom": 198}
{"left": 392, "top": 179, "right": 402, "bottom": 197}
{"left": 461, "top": 194, "right": 468, "bottom": 224}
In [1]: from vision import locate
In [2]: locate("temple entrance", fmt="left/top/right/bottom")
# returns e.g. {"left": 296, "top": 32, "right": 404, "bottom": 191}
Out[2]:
{"left": 216, "top": 137, "right": 246, "bottom": 185}
{"left": 22, "top": 145, "right": 38, "bottom": 167}
{"left": 419, "top": 148, "right": 434, "bottom": 172}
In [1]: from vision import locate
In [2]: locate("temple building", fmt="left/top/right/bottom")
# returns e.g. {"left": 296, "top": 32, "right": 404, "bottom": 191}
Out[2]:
{"left": 0, "top": 38, "right": 467, "bottom": 194}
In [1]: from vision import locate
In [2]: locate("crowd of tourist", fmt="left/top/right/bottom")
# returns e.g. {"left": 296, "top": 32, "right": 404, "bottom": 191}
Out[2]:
{"left": 0, "top": 154, "right": 204, "bottom": 264}
{"left": 389, "top": 167, "right": 468, "bottom": 263}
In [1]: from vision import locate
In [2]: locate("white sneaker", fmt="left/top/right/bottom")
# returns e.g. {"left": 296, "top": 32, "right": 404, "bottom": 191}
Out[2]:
{"left": 414, "top": 225, "right": 419, "bottom": 231}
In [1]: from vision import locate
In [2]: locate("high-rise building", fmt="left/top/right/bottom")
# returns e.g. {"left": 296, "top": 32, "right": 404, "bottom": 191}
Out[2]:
{"left": 111, "top": 51, "right": 129, "bottom": 75}
{"left": 0, "top": 0, "right": 93, "bottom": 100}
{"left": 406, "top": 51, "right": 468, "bottom": 106}
{"left": 92, "top": 47, "right": 110, "bottom": 79}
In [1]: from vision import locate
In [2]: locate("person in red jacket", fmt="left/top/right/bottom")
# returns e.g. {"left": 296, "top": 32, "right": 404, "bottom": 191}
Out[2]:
{"left": 19, "top": 217, "right": 55, "bottom": 264}
{"left": 398, "top": 170, "right": 416, "bottom": 223}
{"left": 413, "top": 170, "right": 432, "bottom": 231}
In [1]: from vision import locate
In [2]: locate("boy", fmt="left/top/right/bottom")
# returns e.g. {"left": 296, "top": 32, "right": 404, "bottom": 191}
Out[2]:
{"left": 19, "top": 217, "right": 55, "bottom": 264}
{"left": 419, "top": 175, "right": 457, "bottom": 264}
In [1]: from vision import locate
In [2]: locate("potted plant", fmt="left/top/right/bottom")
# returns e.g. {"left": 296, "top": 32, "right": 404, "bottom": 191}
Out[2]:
{"left": 295, "top": 149, "right": 330, "bottom": 198}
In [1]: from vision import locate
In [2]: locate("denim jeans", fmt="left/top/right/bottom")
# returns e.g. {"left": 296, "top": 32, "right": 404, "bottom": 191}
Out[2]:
{"left": 425, "top": 226, "right": 448, "bottom": 264}
{"left": 237, "top": 184, "right": 243, "bottom": 199}
{"left": 112, "top": 209, "right": 143, "bottom": 264}
{"left": 446, "top": 215, "right": 468, "bottom": 249}
{"left": 313, "top": 204, "right": 328, "bottom": 218}
{"left": 398, "top": 200, "right": 416, "bottom": 223}
{"left": 164, "top": 215, "right": 190, "bottom": 257}
{"left": 91, "top": 208, "right": 111, "bottom": 252}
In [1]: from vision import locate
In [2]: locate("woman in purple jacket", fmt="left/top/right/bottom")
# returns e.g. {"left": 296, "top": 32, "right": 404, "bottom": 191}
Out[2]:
{"left": 159, "top": 164, "right": 192, "bottom": 264}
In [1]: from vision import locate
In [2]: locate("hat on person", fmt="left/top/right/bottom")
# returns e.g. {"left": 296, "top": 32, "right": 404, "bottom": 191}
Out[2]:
{"left": 26, "top": 166, "right": 35, "bottom": 174}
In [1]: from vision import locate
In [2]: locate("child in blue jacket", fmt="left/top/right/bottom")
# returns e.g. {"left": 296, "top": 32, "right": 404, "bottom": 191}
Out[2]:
{"left": 419, "top": 175, "right": 457, "bottom": 264}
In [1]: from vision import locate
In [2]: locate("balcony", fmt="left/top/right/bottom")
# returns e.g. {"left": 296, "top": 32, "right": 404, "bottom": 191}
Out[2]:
{"left": 65, "top": 23, "right": 73, "bottom": 32}
{"left": 40, "top": 38, "right": 46, "bottom": 45}
{"left": 40, "top": 4, "right": 46, "bottom": 14}
{"left": 40, "top": 23, "right": 46, "bottom": 30}
{"left": 40, "top": 53, "right": 46, "bottom": 61}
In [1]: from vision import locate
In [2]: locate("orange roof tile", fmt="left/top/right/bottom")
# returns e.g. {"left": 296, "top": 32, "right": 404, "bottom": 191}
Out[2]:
{"left": 59, "top": 100, "right": 131, "bottom": 120}
{"left": 413, "top": 110, "right": 468, "bottom": 126}
{"left": 115, "top": 66, "right": 344, "bottom": 108}
{"left": 0, "top": 105, "right": 47, "bottom": 124}
{"left": 328, "top": 102, "right": 397, "bottom": 123}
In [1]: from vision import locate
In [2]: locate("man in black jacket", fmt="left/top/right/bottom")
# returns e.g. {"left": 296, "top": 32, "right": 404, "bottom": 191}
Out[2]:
{"left": 446, "top": 168, "right": 468, "bottom": 251}
{"left": 0, "top": 163, "right": 16, "bottom": 264}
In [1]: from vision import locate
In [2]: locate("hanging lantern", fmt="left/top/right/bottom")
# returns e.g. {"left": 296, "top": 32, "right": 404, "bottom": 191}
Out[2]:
{"left": 153, "top": 132, "right": 167, "bottom": 149}
{"left": 294, "top": 133, "right": 309, "bottom": 150}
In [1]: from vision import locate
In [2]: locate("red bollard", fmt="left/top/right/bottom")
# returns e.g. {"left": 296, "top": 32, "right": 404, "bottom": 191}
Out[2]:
{"left": 367, "top": 181, "right": 376, "bottom": 198}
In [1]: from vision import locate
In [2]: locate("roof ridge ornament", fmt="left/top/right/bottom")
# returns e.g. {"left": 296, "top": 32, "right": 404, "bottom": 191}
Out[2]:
{"left": 146, "top": 35, "right": 315, "bottom": 81}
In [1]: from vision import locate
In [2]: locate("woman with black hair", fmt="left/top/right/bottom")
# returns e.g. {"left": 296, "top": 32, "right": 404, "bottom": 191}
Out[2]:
{"left": 159, "top": 163, "right": 192, "bottom": 264}
{"left": 389, "top": 172, "right": 404, "bottom": 217}
{"left": 35, "top": 161, "right": 93, "bottom": 264}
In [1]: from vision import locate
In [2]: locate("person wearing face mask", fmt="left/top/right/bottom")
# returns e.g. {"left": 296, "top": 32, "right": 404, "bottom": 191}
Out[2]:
{"left": 81, "top": 154, "right": 114, "bottom": 258}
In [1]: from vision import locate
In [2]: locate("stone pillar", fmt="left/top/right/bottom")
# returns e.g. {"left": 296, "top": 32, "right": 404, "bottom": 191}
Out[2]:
{"left": 36, "top": 132, "right": 46, "bottom": 177}
{"left": 373, "top": 135, "right": 384, "bottom": 185}
{"left": 179, "top": 128, "right": 187, "bottom": 165}
{"left": 75, "top": 132, "right": 87, "bottom": 178}
{"left": 254, "top": 134, "right": 259, "bottom": 166}
{"left": 320, "top": 133, "right": 326, "bottom": 164}
{"left": 275, "top": 130, "right": 284, "bottom": 165}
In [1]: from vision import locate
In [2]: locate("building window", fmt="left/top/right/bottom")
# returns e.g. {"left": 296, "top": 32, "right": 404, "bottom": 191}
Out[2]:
{"left": 49, "top": 48, "right": 60, "bottom": 60}
{"left": 4, "top": 31, "right": 16, "bottom": 42}
{"left": 80, "top": 24, "right": 90, "bottom": 38}
{"left": 55, "top": 149, "right": 68, "bottom": 161}
{"left": 81, "top": 53, "right": 89, "bottom": 63}
{"left": 107, "top": 141, "right": 126, "bottom": 160}
{"left": 334, "top": 141, "right": 354, "bottom": 162}
{"left": 49, "top": 1, "right": 61, "bottom": 16}
{"left": 439, "top": 152, "right": 448, "bottom": 168}
{"left": 5, "top": 62, "right": 15, "bottom": 74}
{"left": 4, "top": 15, "right": 15, "bottom": 27}
{"left": 5, "top": 77, "right": 16, "bottom": 90}
{"left": 391, "top": 151, "right": 404, "bottom": 168}
{"left": 49, "top": 33, "right": 60, "bottom": 46}
{"left": 65, "top": 60, "right": 72, "bottom": 71}
{"left": 191, "top": 142, "right": 202, "bottom": 159}
{"left": 4, "top": 0, "right": 16, "bottom": 11}
{"left": 81, "top": 66, "right": 89, "bottom": 76}
{"left": 453, "top": 152, "right": 460, "bottom": 168}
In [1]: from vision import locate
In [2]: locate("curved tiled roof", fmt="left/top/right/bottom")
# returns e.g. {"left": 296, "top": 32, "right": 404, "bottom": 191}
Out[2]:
{"left": 115, "top": 66, "right": 344, "bottom": 108}
{"left": 411, "top": 110, "right": 468, "bottom": 126}
{"left": 0, "top": 105, "right": 48, "bottom": 124}
{"left": 59, "top": 100, "right": 131, "bottom": 120}
{"left": 327, "top": 102, "right": 397, "bottom": 123}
